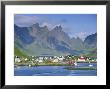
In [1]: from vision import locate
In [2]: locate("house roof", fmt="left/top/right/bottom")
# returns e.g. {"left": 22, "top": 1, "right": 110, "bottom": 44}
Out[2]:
{"left": 79, "top": 57, "right": 85, "bottom": 60}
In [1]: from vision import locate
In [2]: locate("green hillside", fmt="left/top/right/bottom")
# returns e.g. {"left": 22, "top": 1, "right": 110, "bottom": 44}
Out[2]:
{"left": 83, "top": 48, "right": 97, "bottom": 58}
{"left": 24, "top": 43, "right": 65, "bottom": 56}
{"left": 14, "top": 47, "right": 28, "bottom": 58}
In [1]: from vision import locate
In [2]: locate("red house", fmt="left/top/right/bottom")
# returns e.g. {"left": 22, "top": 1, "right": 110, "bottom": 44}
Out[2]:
{"left": 78, "top": 56, "right": 86, "bottom": 62}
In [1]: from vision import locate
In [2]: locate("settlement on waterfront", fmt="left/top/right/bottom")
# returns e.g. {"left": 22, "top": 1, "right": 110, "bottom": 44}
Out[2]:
{"left": 14, "top": 55, "right": 96, "bottom": 66}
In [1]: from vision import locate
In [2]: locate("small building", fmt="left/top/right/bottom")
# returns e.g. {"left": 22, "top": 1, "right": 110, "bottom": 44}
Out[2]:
{"left": 15, "top": 56, "right": 21, "bottom": 63}
{"left": 38, "top": 59, "right": 43, "bottom": 63}
{"left": 38, "top": 55, "right": 54, "bottom": 60}
{"left": 54, "top": 56, "right": 57, "bottom": 59}
{"left": 32, "top": 58, "right": 35, "bottom": 61}
{"left": 39, "top": 57, "right": 44, "bottom": 60}
{"left": 58, "top": 56, "right": 64, "bottom": 61}
{"left": 52, "top": 59, "right": 59, "bottom": 62}
{"left": 78, "top": 56, "right": 86, "bottom": 62}
{"left": 35, "top": 59, "right": 39, "bottom": 62}
{"left": 24, "top": 58, "right": 28, "bottom": 61}
{"left": 44, "top": 57, "right": 48, "bottom": 60}
{"left": 67, "top": 60, "right": 75, "bottom": 65}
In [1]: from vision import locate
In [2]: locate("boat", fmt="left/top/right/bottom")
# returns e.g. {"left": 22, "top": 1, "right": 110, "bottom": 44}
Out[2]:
{"left": 89, "top": 64, "right": 93, "bottom": 67}
{"left": 29, "top": 64, "right": 31, "bottom": 67}
{"left": 89, "top": 62, "right": 93, "bottom": 67}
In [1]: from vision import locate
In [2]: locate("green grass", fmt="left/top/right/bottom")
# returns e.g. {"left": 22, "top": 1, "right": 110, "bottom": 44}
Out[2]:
{"left": 14, "top": 47, "right": 28, "bottom": 58}
{"left": 24, "top": 43, "right": 65, "bottom": 56}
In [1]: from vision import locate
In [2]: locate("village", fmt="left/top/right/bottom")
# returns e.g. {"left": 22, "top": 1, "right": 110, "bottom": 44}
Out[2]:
{"left": 14, "top": 55, "right": 97, "bottom": 67}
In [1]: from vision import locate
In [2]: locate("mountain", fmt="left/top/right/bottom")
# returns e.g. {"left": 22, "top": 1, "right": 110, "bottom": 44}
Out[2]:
{"left": 47, "top": 25, "right": 72, "bottom": 50}
{"left": 14, "top": 24, "right": 34, "bottom": 44}
{"left": 84, "top": 33, "right": 97, "bottom": 48}
{"left": 14, "top": 23, "right": 97, "bottom": 57}
{"left": 49, "top": 25, "right": 71, "bottom": 44}
{"left": 71, "top": 37, "right": 84, "bottom": 50}
{"left": 83, "top": 33, "right": 97, "bottom": 58}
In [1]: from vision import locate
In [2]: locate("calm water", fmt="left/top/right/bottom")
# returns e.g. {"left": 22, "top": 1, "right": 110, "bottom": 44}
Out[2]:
{"left": 14, "top": 63, "right": 97, "bottom": 76}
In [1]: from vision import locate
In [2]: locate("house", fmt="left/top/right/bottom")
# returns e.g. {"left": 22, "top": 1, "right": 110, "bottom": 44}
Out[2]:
{"left": 52, "top": 59, "right": 59, "bottom": 62}
{"left": 38, "top": 59, "right": 43, "bottom": 63}
{"left": 35, "top": 59, "right": 39, "bottom": 62}
{"left": 39, "top": 57, "right": 44, "bottom": 60}
{"left": 44, "top": 57, "right": 48, "bottom": 60}
{"left": 58, "top": 56, "right": 64, "bottom": 61}
{"left": 38, "top": 55, "right": 54, "bottom": 60}
{"left": 86, "top": 57, "right": 90, "bottom": 61}
{"left": 54, "top": 56, "right": 57, "bottom": 59}
{"left": 24, "top": 58, "right": 28, "bottom": 61}
{"left": 15, "top": 56, "right": 21, "bottom": 63}
{"left": 78, "top": 56, "right": 86, "bottom": 62}
{"left": 32, "top": 58, "right": 35, "bottom": 61}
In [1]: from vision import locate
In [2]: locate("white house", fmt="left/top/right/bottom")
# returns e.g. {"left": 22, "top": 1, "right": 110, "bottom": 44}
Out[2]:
{"left": 38, "top": 59, "right": 43, "bottom": 63}
{"left": 39, "top": 57, "right": 44, "bottom": 60}
{"left": 32, "top": 58, "right": 35, "bottom": 61}
{"left": 58, "top": 56, "right": 65, "bottom": 61}
{"left": 15, "top": 57, "right": 21, "bottom": 63}
{"left": 24, "top": 58, "right": 28, "bottom": 61}
{"left": 44, "top": 57, "right": 48, "bottom": 60}
{"left": 52, "top": 59, "right": 59, "bottom": 62}
{"left": 35, "top": 59, "right": 39, "bottom": 62}
{"left": 54, "top": 56, "right": 57, "bottom": 59}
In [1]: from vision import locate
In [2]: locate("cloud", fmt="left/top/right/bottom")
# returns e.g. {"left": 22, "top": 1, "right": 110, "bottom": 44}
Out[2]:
{"left": 73, "top": 32, "right": 89, "bottom": 41}
{"left": 14, "top": 14, "right": 39, "bottom": 27}
{"left": 40, "top": 22, "right": 54, "bottom": 30}
{"left": 14, "top": 14, "right": 65, "bottom": 31}
{"left": 40, "top": 22, "right": 65, "bottom": 30}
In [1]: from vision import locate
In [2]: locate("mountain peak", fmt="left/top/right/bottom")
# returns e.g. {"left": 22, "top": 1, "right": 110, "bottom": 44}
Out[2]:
{"left": 40, "top": 25, "right": 49, "bottom": 32}
{"left": 84, "top": 33, "right": 97, "bottom": 48}
{"left": 53, "top": 25, "right": 62, "bottom": 31}
{"left": 43, "top": 25, "right": 48, "bottom": 29}
{"left": 32, "top": 23, "right": 40, "bottom": 28}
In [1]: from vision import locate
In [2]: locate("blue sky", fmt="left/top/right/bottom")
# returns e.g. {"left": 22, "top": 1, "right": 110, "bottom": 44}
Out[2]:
{"left": 14, "top": 14, "right": 97, "bottom": 40}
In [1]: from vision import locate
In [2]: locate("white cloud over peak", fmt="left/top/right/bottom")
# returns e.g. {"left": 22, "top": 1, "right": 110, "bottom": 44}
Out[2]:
{"left": 14, "top": 14, "right": 39, "bottom": 27}
{"left": 73, "top": 32, "right": 91, "bottom": 41}
{"left": 40, "top": 22, "right": 54, "bottom": 30}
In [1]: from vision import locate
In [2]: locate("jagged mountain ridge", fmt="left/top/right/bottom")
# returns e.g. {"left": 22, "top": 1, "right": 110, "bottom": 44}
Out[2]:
{"left": 84, "top": 33, "right": 97, "bottom": 48}
{"left": 14, "top": 23, "right": 97, "bottom": 56}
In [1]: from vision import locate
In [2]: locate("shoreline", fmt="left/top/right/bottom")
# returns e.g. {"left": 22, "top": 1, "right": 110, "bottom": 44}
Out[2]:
{"left": 64, "top": 67, "right": 96, "bottom": 70}
{"left": 14, "top": 62, "right": 97, "bottom": 67}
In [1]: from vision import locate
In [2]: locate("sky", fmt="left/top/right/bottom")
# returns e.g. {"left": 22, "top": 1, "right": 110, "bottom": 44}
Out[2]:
{"left": 14, "top": 14, "right": 97, "bottom": 40}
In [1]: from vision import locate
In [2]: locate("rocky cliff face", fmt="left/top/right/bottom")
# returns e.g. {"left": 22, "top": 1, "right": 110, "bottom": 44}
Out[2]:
{"left": 14, "top": 23, "right": 97, "bottom": 56}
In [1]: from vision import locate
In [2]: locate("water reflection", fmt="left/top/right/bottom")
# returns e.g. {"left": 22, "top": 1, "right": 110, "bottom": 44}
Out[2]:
{"left": 14, "top": 63, "right": 97, "bottom": 76}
